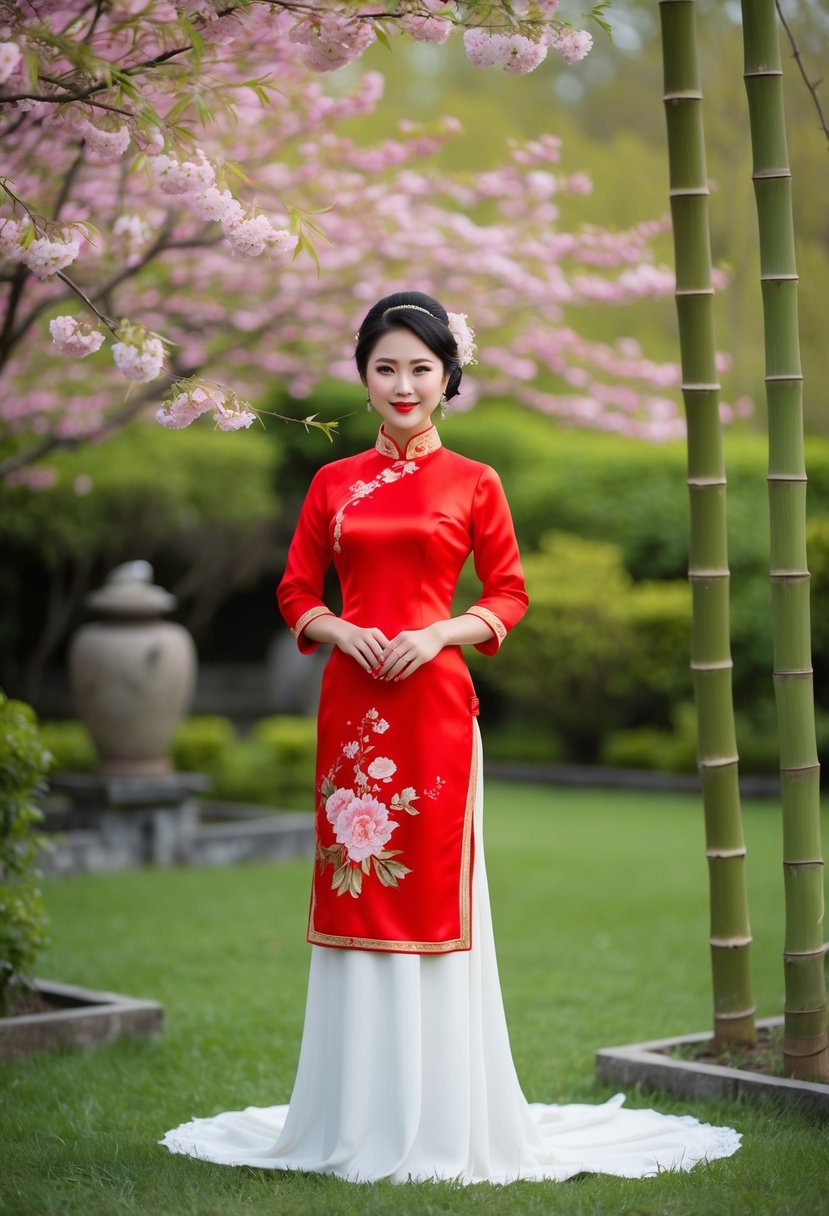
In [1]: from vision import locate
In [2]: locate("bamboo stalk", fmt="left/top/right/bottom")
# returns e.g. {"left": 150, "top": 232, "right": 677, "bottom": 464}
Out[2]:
{"left": 740, "top": 0, "right": 829, "bottom": 1080}
{"left": 659, "top": 0, "right": 755, "bottom": 1046}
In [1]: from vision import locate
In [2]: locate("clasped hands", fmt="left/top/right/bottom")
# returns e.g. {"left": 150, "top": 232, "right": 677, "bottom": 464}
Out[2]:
{"left": 333, "top": 620, "right": 445, "bottom": 682}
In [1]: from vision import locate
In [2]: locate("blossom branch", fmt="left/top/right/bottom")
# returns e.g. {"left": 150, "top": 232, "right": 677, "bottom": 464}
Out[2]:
{"left": 775, "top": 0, "right": 829, "bottom": 150}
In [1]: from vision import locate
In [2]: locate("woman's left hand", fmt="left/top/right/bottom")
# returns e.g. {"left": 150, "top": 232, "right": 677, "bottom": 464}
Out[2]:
{"left": 375, "top": 625, "right": 445, "bottom": 682}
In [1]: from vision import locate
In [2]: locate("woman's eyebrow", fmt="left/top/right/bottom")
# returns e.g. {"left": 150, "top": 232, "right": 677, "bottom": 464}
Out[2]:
{"left": 372, "top": 356, "right": 435, "bottom": 364}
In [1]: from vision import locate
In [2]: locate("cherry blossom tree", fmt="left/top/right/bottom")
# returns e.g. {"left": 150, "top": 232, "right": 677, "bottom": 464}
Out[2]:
{"left": 0, "top": 0, "right": 695, "bottom": 491}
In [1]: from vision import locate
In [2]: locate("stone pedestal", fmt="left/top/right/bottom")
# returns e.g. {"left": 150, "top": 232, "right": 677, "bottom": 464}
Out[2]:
{"left": 49, "top": 770, "right": 211, "bottom": 869}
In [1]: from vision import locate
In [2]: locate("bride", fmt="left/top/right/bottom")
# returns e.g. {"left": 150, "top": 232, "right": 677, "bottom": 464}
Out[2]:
{"left": 160, "top": 291, "right": 741, "bottom": 1183}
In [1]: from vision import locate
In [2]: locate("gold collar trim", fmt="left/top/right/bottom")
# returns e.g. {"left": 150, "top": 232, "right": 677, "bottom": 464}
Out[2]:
{"left": 375, "top": 425, "right": 443, "bottom": 461}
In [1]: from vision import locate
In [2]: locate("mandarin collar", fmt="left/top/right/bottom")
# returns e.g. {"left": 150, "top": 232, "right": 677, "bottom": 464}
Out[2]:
{"left": 375, "top": 424, "right": 443, "bottom": 461}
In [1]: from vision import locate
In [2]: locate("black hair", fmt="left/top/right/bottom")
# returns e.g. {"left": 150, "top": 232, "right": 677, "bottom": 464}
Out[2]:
{"left": 354, "top": 291, "right": 463, "bottom": 401}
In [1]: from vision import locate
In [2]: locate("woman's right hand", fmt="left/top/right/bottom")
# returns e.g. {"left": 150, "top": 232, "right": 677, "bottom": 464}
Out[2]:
{"left": 328, "top": 619, "right": 390, "bottom": 675}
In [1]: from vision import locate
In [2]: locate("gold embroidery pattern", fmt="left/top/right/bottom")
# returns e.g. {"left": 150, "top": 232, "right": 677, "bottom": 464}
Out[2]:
{"left": 332, "top": 461, "right": 419, "bottom": 554}
{"left": 292, "top": 605, "right": 334, "bottom": 641}
{"left": 308, "top": 727, "right": 476, "bottom": 954}
{"left": 466, "top": 606, "right": 507, "bottom": 647}
{"left": 374, "top": 425, "right": 443, "bottom": 461}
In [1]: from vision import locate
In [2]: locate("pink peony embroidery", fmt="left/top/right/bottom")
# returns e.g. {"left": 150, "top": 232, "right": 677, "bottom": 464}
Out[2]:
{"left": 325, "top": 786, "right": 355, "bottom": 826}
{"left": 334, "top": 796, "right": 398, "bottom": 862}
{"left": 367, "top": 757, "right": 397, "bottom": 782}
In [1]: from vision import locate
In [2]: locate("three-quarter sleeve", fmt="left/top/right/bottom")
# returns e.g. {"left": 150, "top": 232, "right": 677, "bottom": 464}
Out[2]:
{"left": 463, "top": 465, "right": 529, "bottom": 654}
{"left": 276, "top": 467, "right": 336, "bottom": 653}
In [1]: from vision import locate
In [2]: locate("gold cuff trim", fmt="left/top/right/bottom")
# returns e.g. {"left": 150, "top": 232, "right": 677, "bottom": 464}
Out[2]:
{"left": 375, "top": 424, "right": 443, "bottom": 461}
{"left": 466, "top": 605, "right": 507, "bottom": 646}
{"left": 292, "top": 606, "right": 333, "bottom": 641}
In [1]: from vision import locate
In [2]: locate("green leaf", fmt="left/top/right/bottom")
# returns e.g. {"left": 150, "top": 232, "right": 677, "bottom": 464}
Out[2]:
{"left": 373, "top": 23, "right": 393, "bottom": 52}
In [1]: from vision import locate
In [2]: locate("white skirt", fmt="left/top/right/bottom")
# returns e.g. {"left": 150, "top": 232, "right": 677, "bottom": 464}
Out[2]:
{"left": 160, "top": 723, "right": 741, "bottom": 1183}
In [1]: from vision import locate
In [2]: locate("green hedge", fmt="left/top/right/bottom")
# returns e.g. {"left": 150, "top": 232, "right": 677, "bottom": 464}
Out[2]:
{"left": 43, "top": 715, "right": 318, "bottom": 811}
{"left": 474, "top": 530, "right": 692, "bottom": 763}
{"left": 0, "top": 693, "right": 51, "bottom": 1013}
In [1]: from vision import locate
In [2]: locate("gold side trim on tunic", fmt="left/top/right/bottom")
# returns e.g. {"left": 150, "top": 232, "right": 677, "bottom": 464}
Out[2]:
{"left": 307, "top": 727, "right": 477, "bottom": 954}
{"left": 374, "top": 424, "right": 443, "bottom": 461}
{"left": 292, "top": 605, "right": 334, "bottom": 641}
{"left": 465, "top": 605, "right": 507, "bottom": 647}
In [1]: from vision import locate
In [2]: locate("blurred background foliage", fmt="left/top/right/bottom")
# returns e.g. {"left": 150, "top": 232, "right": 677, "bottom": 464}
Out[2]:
{"left": 2, "top": 0, "right": 828, "bottom": 782}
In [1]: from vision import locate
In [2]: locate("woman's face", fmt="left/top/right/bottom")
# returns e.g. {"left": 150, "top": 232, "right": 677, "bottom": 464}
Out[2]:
{"left": 364, "top": 328, "right": 450, "bottom": 444}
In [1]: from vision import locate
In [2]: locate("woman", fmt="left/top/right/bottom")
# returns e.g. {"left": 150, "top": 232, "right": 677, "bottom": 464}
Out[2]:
{"left": 161, "top": 291, "right": 740, "bottom": 1182}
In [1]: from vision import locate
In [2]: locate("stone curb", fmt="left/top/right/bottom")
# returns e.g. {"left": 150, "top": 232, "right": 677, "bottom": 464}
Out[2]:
{"left": 0, "top": 979, "right": 164, "bottom": 1062}
{"left": 595, "top": 1016, "right": 829, "bottom": 1118}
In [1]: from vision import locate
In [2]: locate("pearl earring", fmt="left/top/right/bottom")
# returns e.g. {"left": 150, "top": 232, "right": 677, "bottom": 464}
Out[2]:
{"left": 366, "top": 394, "right": 373, "bottom": 412}
{"left": 439, "top": 393, "right": 448, "bottom": 420}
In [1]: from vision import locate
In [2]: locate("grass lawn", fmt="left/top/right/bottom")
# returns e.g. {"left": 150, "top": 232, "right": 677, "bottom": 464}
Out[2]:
{"left": 2, "top": 781, "right": 828, "bottom": 1216}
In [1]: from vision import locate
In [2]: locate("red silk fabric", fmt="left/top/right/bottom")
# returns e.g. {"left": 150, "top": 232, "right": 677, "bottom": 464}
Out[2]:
{"left": 277, "top": 425, "right": 528, "bottom": 953}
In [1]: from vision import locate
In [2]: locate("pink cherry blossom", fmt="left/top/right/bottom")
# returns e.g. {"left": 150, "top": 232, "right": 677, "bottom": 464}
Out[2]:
{"left": 112, "top": 334, "right": 165, "bottom": 382}
{"left": 399, "top": 13, "right": 453, "bottom": 45}
{"left": 156, "top": 386, "right": 223, "bottom": 429}
{"left": 334, "top": 795, "right": 398, "bottom": 862}
{"left": 20, "top": 231, "right": 82, "bottom": 279}
{"left": 213, "top": 402, "right": 257, "bottom": 431}
{"left": 149, "top": 149, "right": 216, "bottom": 195}
{"left": 551, "top": 28, "right": 593, "bottom": 64}
{"left": 49, "top": 315, "right": 106, "bottom": 358}
{"left": 0, "top": 41, "right": 21, "bottom": 84}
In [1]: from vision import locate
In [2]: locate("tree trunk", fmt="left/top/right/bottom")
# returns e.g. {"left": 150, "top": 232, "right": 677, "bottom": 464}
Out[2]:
{"left": 659, "top": 0, "right": 756, "bottom": 1046}
{"left": 740, "top": 0, "right": 829, "bottom": 1080}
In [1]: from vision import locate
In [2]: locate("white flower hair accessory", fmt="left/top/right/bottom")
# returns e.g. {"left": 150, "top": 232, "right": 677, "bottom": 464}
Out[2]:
{"left": 447, "top": 312, "right": 477, "bottom": 366}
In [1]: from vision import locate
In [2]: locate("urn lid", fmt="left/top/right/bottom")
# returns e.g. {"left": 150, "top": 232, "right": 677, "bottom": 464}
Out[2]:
{"left": 84, "top": 561, "right": 176, "bottom": 618}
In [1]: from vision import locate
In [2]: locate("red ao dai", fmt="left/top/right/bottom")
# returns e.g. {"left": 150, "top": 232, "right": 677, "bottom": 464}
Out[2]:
{"left": 277, "top": 424, "right": 528, "bottom": 954}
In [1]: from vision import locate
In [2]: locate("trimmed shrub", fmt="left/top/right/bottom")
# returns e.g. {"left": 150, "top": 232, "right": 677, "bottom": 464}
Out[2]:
{"left": 0, "top": 693, "right": 51, "bottom": 1014}
{"left": 479, "top": 531, "right": 691, "bottom": 763}
{"left": 170, "top": 715, "right": 237, "bottom": 776}
{"left": 38, "top": 719, "right": 96, "bottom": 773}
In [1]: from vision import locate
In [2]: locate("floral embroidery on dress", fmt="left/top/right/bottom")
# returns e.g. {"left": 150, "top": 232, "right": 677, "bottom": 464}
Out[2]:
{"left": 332, "top": 461, "right": 419, "bottom": 553}
{"left": 317, "top": 707, "right": 435, "bottom": 899}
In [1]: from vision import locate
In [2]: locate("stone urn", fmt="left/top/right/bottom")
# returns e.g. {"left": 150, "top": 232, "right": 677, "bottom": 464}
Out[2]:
{"left": 68, "top": 561, "right": 197, "bottom": 776}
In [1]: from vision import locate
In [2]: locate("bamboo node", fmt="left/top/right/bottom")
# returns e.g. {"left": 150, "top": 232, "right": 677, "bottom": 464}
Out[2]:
{"left": 710, "top": 935, "right": 753, "bottom": 949}
{"left": 772, "top": 667, "right": 814, "bottom": 678}
{"left": 760, "top": 274, "right": 799, "bottom": 283}
{"left": 668, "top": 187, "right": 709, "bottom": 198}
{"left": 687, "top": 475, "right": 726, "bottom": 486}
{"left": 751, "top": 168, "right": 791, "bottom": 180}
{"left": 690, "top": 659, "right": 733, "bottom": 671}
{"left": 778, "top": 761, "right": 821, "bottom": 775}
{"left": 743, "top": 69, "right": 783, "bottom": 78}
{"left": 698, "top": 756, "right": 739, "bottom": 771}
{"left": 783, "top": 946, "right": 826, "bottom": 961}
{"left": 766, "top": 473, "right": 807, "bottom": 482}
{"left": 782, "top": 1035, "right": 829, "bottom": 1059}
{"left": 688, "top": 568, "right": 731, "bottom": 578}
{"left": 673, "top": 288, "right": 714, "bottom": 298}
{"left": 782, "top": 858, "right": 824, "bottom": 870}
{"left": 763, "top": 374, "right": 803, "bottom": 383}
{"left": 714, "top": 1006, "right": 757, "bottom": 1021}
{"left": 662, "top": 90, "right": 703, "bottom": 102}
{"left": 706, "top": 847, "right": 747, "bottom": 859}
